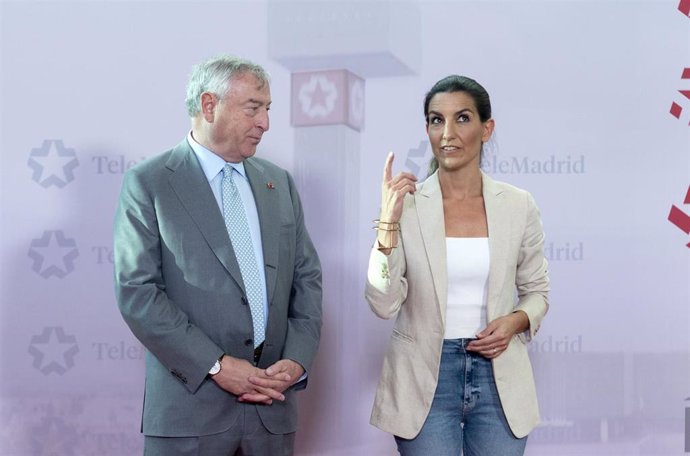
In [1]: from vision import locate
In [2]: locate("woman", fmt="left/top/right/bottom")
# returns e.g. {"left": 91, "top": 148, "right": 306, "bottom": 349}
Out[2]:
{"left": 365, "top": 75, "right": 549, "bottom": 456}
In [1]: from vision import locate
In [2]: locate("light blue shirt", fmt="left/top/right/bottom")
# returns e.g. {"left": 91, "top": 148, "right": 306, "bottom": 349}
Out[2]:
{"left": 187, "top": 132, "right": 269, "bottom": 333}
{"left": 188, "top": 132, "right": 308, "bottom": 380}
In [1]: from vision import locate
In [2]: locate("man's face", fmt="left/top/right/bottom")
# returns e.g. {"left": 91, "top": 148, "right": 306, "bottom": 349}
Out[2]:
{"left": 207, "top": 73, "right": 271, "bottom": 163}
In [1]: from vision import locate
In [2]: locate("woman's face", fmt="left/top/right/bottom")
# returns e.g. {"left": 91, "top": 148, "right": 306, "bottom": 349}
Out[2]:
{"left": 426, "top": 91, "right": 494, "bottom": 173}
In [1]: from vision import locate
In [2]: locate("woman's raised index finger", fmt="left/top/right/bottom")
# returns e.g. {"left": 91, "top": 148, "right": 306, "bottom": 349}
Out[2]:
{"left": 383, "top": 151, "right": 394, "bottom": 182}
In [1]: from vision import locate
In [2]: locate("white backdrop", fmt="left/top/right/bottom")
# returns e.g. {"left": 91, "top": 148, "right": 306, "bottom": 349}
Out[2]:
{"left": 1, "top": 1, "right": 689, "bottom": 455}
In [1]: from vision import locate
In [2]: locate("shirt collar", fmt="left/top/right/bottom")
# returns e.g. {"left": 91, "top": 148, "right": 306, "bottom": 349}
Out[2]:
{"left": 187, "top": 131, "right": 247, "bottom": 182}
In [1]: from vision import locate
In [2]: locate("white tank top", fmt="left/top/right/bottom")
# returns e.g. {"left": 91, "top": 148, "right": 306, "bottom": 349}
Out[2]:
{"left": 444, "top": 237, "right": 490, "bottom": 339}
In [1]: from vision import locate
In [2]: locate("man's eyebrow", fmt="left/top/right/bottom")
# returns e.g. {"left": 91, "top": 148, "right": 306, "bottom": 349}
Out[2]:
{"left": 246, "top": 98, "right": 270, "bottom": 105}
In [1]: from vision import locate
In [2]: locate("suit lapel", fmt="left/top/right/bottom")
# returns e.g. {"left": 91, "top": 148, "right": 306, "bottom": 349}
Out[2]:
{"left": 244, "top": 158, "right": 280, "bottom": 307}
{"left": 414, "top": 172, "right": 448, "bottom": 325}
{"left": 166, "top": 140, "right": 246, "bottom": 293}
{"left": 482, "top": 172, "right": 509, "bottom": 322}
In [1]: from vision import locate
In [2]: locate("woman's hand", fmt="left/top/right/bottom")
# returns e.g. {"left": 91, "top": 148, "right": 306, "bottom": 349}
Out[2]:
{"left": 380, "top": 152, "right": 417, "bottom": 223}
{"left": 466, "top": 311, "right": 529, "bottom": 359}
{"left": 377, "top": 152, "right": 417, "bottom": 253}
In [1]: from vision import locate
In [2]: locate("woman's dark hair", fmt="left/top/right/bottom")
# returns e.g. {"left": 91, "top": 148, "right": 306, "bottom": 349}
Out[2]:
{"left": 424, "top": 75, "right": 492, "bottom": 175}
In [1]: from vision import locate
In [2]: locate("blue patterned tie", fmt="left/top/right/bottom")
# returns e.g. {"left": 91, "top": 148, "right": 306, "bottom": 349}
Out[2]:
{"left": 221, "top": 164, "right": 265, "bottom": 347}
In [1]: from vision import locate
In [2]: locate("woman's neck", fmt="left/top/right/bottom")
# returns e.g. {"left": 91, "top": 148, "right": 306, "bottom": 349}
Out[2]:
{"left": 438, "top": 166, "right": 483, "bottom": 200}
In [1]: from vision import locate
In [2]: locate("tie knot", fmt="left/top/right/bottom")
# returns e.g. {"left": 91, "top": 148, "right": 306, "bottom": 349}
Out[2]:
{"left": 223, "top": 163, "right": 234, "bottom": 178}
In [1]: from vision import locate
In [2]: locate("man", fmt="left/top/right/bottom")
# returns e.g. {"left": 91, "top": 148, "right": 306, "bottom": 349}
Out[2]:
{"left": 114, "top": 55, "right": 322, "bottom": 455}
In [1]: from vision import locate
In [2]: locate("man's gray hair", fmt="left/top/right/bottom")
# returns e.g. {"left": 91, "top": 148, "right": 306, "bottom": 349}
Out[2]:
{"left": 185, "top": 55, "right": 270, "bottom": 117}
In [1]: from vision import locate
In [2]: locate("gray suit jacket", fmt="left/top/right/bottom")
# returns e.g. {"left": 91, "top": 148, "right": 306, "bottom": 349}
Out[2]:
{"left": 365, "top": 171, "right": 549, "bottom": 439}
{"left": 114, "top": 139, "right": 322, "bottom": 437}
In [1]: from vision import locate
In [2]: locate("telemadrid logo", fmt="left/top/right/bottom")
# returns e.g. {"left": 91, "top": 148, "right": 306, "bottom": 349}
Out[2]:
{"left": 405, "top": 141, "right": 429, "bottom": 177}
{"left": 679, "top": 0, "right": 689, "bottom": 18}
{"left": 404, "top": 139, "right": 585, "bottom": 176}
{"left": 28, "top": 326, "right": 79, "bottom": 375}
{"left": 28, "top": 230, "right": 79, "bottom": 278}
{"left": 27, "top": 140, "right": 79, "bottom": 189}
{"left": 481, "top": 139, "right": 585, "bottom": 174}
{"left": 299, "top": 74, "right": 338, "bottom": 118}
{"left": 668, "top": 185, "right": 690, "bottom": 248}
{"left": 669, "top": 68, "right": 690, "bottom": 124}
{"left": 349, "top": 79, "right": 365, "bottom": 125}
{"left": 31, "top": 411, "right": 79, "bottom": 455}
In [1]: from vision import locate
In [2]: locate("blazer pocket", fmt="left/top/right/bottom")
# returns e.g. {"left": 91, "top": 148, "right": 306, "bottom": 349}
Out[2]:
{"left": 391, "top": 328, "right": 415, "bottom": 344}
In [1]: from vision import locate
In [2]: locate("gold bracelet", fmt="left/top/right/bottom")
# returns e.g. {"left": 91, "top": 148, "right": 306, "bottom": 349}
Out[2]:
{"left": 372, "top": 219, "right": 400, "bottom": 231}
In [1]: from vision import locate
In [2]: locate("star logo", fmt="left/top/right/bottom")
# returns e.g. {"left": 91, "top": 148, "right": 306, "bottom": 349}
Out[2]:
{"left": 28, "top": 230, "right": 79, "bottom": 279}
{"left": 299, "top": 75, "right": 338, "bottom": 118}
{"left": 405, "top": 141, "right": 430, "bottom": 178}
{"left": 349, "top": 79, "right": 365, "bottom": 127}
{"left": 667, "top": 185, "right": 690, "bottom": 248}
{"left": 27, "top": 140, "right": 79, "bottom": 188}
{"left": 679, "top": 0, "right": 690, "bottom": 17}
{"left": 480, "top": 134, "right": 500, "bottom": 171}
{"left": 30, "top": 410, "right": 79, "bottom": 455}
{"left": 669, "top": 68, "right": 690, "bottom": 124}
{"left": 28, "top": 327, "right": 79, "bottom": 375}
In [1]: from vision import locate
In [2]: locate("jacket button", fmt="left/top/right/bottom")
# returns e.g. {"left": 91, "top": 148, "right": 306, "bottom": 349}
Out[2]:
{"left": 244, "top": 339, "right": 253, "bottom": 346}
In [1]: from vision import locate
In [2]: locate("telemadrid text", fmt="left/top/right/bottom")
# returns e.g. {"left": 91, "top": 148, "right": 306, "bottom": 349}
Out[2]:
{"left": 482, "top": 154, "right": 585, "bottom": 174}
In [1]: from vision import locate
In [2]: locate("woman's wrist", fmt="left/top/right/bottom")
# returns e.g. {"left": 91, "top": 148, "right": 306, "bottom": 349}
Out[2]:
{"left": 374, "top": 219, "right": 399, "bottom": 252}
{"left": 510, "top": 310, "right": 530, "bottom": 334}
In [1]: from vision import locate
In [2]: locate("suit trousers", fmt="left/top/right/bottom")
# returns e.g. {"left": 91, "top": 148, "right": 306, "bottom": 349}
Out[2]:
{"left": 143, "top": 403, "right": 295, "bottom": 456}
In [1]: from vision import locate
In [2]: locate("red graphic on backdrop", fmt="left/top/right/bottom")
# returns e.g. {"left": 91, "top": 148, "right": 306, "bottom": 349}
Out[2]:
{"left": 670, "top": 68, "right": 690, "bottom": 124}
{"left": 679, "top": 0, "right": 690, "bottom": 17}
{"left": 668, "top": 185, "right": 690, "bottom": 247}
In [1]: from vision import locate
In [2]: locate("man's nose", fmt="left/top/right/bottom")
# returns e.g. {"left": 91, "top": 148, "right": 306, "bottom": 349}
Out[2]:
{"left": 257, "top": 109, "right": 270, "bottom": 132}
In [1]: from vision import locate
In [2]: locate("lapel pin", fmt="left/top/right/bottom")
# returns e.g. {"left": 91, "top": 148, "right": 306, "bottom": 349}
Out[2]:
{"left": 266, "top": 182, "right": 275, "bottom": 190}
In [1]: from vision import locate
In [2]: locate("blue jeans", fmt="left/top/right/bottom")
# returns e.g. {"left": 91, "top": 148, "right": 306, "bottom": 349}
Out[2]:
{"left": 395, "top": 339, "right": 527, "bottom": 456}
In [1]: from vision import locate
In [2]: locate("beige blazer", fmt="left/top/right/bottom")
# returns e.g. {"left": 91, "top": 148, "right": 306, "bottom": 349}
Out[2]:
{"left": 365, "top": 171, "right": 549, "bottom": 439}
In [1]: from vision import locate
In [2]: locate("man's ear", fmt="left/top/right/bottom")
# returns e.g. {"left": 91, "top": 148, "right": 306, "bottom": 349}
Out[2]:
{"left": 200, "top": 92, "right": 217, "bottom": 123}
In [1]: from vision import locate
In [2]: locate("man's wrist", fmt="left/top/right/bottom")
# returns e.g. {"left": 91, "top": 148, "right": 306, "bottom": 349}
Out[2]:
{"left": 209, "top": 354, "right": 225, "bottom": 376}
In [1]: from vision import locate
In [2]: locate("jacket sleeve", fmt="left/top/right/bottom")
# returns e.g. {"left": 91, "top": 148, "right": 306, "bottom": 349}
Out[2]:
{"left": 514, "top": 191, "right": 550, "bottom": 342}
{"left": 364, "top": 230, "right": 408, "bottom": 320}
{"left": 280, "top": 172, "right": 323, "bottom": 375}
{"left": 113, "top": 169, "right": 223, "bottom": 393}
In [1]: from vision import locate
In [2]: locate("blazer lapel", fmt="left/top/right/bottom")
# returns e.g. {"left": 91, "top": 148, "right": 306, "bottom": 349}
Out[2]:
{"left": 244, "top": 158, "right": 280, "bottom": 307}
{"left": 482, "top": 172, "right": 509, "bottom": 322}
{"left": 414, "top": 172, "right": 448, "bottom": 325}
{"left": 166, "top": 140, "right": 246, "bottom": 293}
